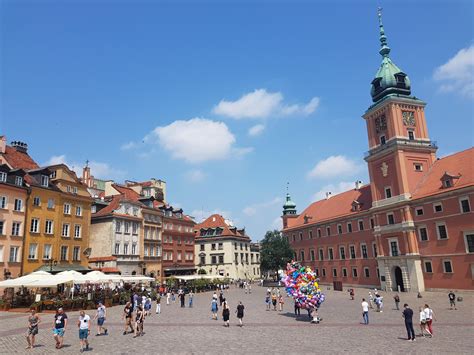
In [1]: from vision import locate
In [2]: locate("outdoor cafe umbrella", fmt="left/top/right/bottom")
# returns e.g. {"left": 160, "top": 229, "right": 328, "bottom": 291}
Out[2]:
{"left": 0, "top": 271, "right": 52, "bottom": 288}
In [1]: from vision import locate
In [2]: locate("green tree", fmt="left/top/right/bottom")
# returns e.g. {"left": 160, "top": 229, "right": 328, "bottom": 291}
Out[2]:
{"left": 260, "top": 230, "right": 294, "bottom": 278}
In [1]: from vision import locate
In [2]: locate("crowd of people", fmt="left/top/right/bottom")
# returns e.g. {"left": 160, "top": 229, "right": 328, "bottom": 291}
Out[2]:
{"left": 17, "top": 282, "right": 462, "bottom": 351}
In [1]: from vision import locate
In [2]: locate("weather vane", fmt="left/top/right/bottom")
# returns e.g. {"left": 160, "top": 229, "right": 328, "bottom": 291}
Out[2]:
{"left": 378, "top": 6, "right": 383, "bottom": 18}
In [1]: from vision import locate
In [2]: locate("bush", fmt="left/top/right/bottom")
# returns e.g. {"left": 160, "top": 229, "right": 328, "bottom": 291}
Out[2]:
{"left": 197, "top": 268, "right": 207, "bottom": 275}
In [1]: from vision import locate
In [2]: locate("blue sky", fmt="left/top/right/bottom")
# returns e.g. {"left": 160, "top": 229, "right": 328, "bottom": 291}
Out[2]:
{"left": 1, "top": 0, "right": 473, "bottom": 241}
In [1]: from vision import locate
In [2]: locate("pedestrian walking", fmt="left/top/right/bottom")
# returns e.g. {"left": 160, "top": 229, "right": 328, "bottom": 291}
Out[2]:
{"left": 278, "top": 294, "right": 284, "bottom": 311}
{"left": 155, "top": 294, "right": 161, "bottom": 314}
{"left": 265, "top": 293, "right": 271, "bottom": 311}
{"left": 272, "top": 293, "right": 278, "bottom": 311}
{"left": 25, "top": 309, "right": 40, "bottom": 349}
{"left": 423, "top": 304, "right": 436, "bottom": 336}
{"left": 402, "top": 304, "right": 416, "bottom": 341}
{"left": 368, "top": 292, "right": 374, "bottom": 309}
{"left": 211, "top": 298, "right": 219, "bottom": 320}
{"left": 144, "top": 297, "right": 152, "bottom": 316}
{"left": 77, "top": 310, "right": 90, "bottom": 353}
{"left": 134, "top": 305, "right": 144, "bottom": 338}
{"left": 419, "top": 306, "right": 431, "bottom": 337}
{"left": 219, "top": 290, "right": 224, "bottom": 306}
{"left": 179, "top": 291, "right": 186, "bottom": 308}
{"left": 294, "top": 300, "right": 301, "bottom": 316}
{"left": 310, "top": 308, "right": 320, "bottom": 324}
{"left": 171, "top": 291, "right": 176, "bottom": 303}
{"left": 448, "top": 291, "right": 457, "bottom": 310}
{"left": 93, "top": 302, "right": 108, "bottom": 336}
{"left": 349, "top": 288, "right": 355, "bottom": 300}
{"left": 52, "top": 307, "right": 68, "bottom": 349}
{"left": 236, "top": 301, "right": 244, "bottom": 327}
{"left": 189, "top": 291, "right": 194, "bottom": 308}
{"left": 361, "top": 298, "right": 369, "bottom": 324}
{"left": 122, "top": 302, "right": 134, "bottom": 335}
{"left": 222, "top": 299, "right": 230, "bottom": 327}
{"left": 166, "top": 291, "right": 171, "bottom": 305}
{"left": 133, "top": 293, "right": 139, "bottom": 310}
{"left": 394, "top": 294, "right": 400, "bottom": 310}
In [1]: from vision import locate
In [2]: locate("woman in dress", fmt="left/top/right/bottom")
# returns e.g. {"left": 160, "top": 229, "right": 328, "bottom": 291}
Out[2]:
{"left": 134, "top": 305, "right": 145, "bottom": 337}
{"left": 236, "top": 301, "right": 244, "bottom": 327}
{"left": 222, "top": 299, "right": 230, "bottom": 327}
{"left": 26, "top": 309, "right": 40, "bottom": 349}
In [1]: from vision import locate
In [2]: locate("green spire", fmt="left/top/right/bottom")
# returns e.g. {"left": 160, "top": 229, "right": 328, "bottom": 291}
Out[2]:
{"left": 283, "top": 183, "right": 297, "bottom": 216}
{"left": 378, "top": 7, "right": 391, "bottom": 58}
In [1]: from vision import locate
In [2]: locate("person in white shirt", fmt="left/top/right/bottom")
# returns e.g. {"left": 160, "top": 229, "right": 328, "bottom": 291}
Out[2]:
{"left": 77, "top": 310, "right": 90, "bottom": 352}
{"left": 419, "top": 307, "right": 431, "bottom": 337}
{"left": 423, "top": 304, "right": 436, "bottom": 336}
{"left": 368, "top": 292, "right": 374, "bottom": 309}
{"left": 361, "top": 298, "right": 369, "bottom": 324}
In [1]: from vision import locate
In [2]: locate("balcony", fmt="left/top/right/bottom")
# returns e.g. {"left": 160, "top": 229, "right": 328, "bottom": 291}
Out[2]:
{"left": 372, "top": 193, "right": 411, "bottom": 208}
{"left": 374, "top": 221, "right": 415, "bottom": 234}
{"left": 364, "top": 138, "right": 438, "bottom": 160}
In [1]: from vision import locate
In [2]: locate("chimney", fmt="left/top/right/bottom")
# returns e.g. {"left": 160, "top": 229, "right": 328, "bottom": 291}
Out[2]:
{"left": 0, "top": 136, "right": 6, "bottom": 154}
{"left": 10, "top": 141, "right": 28, "bottom": 153}
{"left": 325, "top": 192, "right": 332, "bottom": 200}
{"left": 355, "top": 180, "right": 363, "bottom": 190}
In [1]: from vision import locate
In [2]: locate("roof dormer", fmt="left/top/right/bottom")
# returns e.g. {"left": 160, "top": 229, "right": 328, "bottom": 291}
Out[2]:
{"left": 440, "top": 172, "right": 461, "bottom": 189}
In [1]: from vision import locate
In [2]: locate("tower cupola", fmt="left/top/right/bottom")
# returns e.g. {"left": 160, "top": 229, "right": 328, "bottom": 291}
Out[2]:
{"left": 283, "top": 192, "right": 297, "bottom": 216}
{"left": 370, "top": 8, "right": 411, "bottom": 102}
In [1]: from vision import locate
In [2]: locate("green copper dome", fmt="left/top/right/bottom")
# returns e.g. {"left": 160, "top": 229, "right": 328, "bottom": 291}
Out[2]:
{"left": 371, "top": 9, "right": 411, "bottom": 103}
{"left": 283, "top": 192, "right": 297, "bottom": 215}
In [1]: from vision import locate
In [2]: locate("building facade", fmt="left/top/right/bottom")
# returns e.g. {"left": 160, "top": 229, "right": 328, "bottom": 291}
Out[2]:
{"left": 282, "top": 13, "right": 473, "bottom": 292}
{"left": 0, "top": 164, "right": 28, "bottom": 279}
{"left": 194, "top": 214, "right": 260, "bottom": 280}
{"left": 161, "top": 205, "right": 196, "bottom": 277}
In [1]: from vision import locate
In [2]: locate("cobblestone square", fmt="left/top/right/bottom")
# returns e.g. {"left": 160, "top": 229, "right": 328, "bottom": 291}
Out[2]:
{"left": 0, "top": 286, "right": 473, "bottom": 354}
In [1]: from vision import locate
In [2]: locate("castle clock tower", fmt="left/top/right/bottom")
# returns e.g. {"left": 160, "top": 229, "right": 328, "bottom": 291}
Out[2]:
{"left": 364, "top": 9, "right": 438, "bottom": 207}
{"left": 363, "top": 9, "right": 436, "bottom": 293}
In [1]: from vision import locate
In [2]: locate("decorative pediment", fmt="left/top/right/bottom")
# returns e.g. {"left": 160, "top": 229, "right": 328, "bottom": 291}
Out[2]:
{"left": 440, "top": 171, "right": 461, "bottom": 188}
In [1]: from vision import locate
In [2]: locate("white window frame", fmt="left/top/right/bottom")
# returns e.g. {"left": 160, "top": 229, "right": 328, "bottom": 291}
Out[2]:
{"left": 342, "top": 268, "right": 348, "bottom": 277}
{"left": 15, "top": 176, "right": 23, "bottom": 186}
{"left": 423, "top": 260, "right": 432, "bottom": 273}
{"left": 417, "top": 225, "right": 429, "bottom": 241}
{"left": 299, "top": 232, "right": 303, "bottom": 240}
{"left": 380, "top": 134, "right": 386, "bottom": 145}
{"left": 413, "top": 163, "right": 423, "bottom": 172}
{"left": 347, "top": 222, "right": 352, "bottom": 233}
{"left": 45, "top": 220, "right": 54, "bottom": 235}
{"left": 60, "top": 245, "right": 68, "bottom": 261}
{"left": 43, "top": 244, "right": 52, "bottom": 260}
{"left": 415, "top": 207, "right": 424, "bottom": 216}
{"left": 388, "top": 238, "right": 400, "bottom": 257}
{"left": 63, "top": 203, "right": 71, "bottom": 215}
{"left": 12, "top": 222, "right": 21, "bottom": 236}
{"left": 363, "top": 267, "right": 370, "bottom": 278}
{"left": 328, "top": 247, "right": 334, "bottom": 260}
{"left": 352, "top": 267, "right": 358, "bottom": 278}
{"left": 47, "top": 198, "right": 55, "bottom": 209}
{"left": 433, "top": 202, "right": 443, "bottom": 213}
{"left": 360, "top": 243, "right": 368, "bottom": 259}
{"left": 326, "top": 226, "right": 331, "bottom": 236}
{"left": 407, "top": 129, "right": 415, "bottom": 140}
{"left": 332, "top": 268, "right": 337, "bottom": 277}
{"left": 309, "top": 230, "right": 313, "bottom": 239}
{"left": 436, "top": 222, "right": 449, "bottom": 240}
{"left": 0, "top": 220, "right": 4, "bottom": 236}
{"left": 62, "top": 223, "right": 70, "bottom": 238}
{"left": 372, "top": 242, "right": 377, "bottom": 258}
{"left": 339, "top": 246, "right": 346, "bottom": 260}
{"left": 384, "top": 186, "right": 392, "bottom": 199}
{"left": 0, "top": 172, "right": 6, "bottom": 182}
{"left": 463, "top": 231, "right": 474, "bottom": 254}
{"left": 387, "top": 212, "right": 395, "bottom": 225}
{"left": 349, "top": 244, "right": 356, "bottom": 259}
{"left": 318, "top": 248, "right": 324, "bottom": 261}
{"left": 442, "top": 259, "right": 453, "bottom": 273}
{"left": 72, "top": 246, "right": 81, "bottom": 261}
{"left": 459, "top": 197, "right": 471, "bottom": 214}
{"left": 74, "top": 224, "right": 82, "bottom": 238}
{"left": 14, "top": 198, "right": 23, "bottom": 212}
{"left": 75, "top": 205, "right": 82, "bottom": 216}
{"left": 0, "top": 196, "right": 6, "bottom": 209}
{"left": 30, "top": 218, "right": 40, "bottom": 233}
{"left": 9, "top": 246, "right": 20, "bottom": 262}
{"left": 28, "top": 243, "right": 38, "bottom": 260}
{"left": 358, "top": 219, "right": 364, "bottom": 231}
{"left": 41, "top": 175, "right": 49, "bottom": 187}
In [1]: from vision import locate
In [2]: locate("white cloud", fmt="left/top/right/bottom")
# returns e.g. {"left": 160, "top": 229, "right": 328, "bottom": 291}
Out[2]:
{"left": 433, "top": 45, "right": 474, "bottom": 98}
{"left": 145, "top": 118, "right": 238, "bottom": 164}
{"left": 248, "top": 124, "right": 265, "bottom": 137}
{"left": 44, "top": 155, "right": 125, "bottom": 180}
{"left": 311, "top": 181, "right": 356, "bottom": 202}
{"left": 213, "top": 89, "right": 320, "bottom": 119}
{"left": 242, "top": 197, "right": 282, "bottom": 217}
{"left": 307, "top": 155, "right": 362, "bottom": 179}
{"left": 184, "top": 169, "right": 206, "bottom": 183}
{"left": 121, "top": 141, "right": 137, "bottom": 150}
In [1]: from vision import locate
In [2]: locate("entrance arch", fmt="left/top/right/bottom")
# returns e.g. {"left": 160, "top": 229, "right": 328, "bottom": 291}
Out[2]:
{"left": 393, "top": 266, "right": 405, "bottom": 292}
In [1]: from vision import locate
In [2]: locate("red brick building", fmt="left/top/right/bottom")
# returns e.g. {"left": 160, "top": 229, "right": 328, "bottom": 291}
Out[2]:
{"left": 282, "top": 14, "right": 473, "bottom": 292}
{"left": 160, "top": 205, "right": 196, "bottom": 277}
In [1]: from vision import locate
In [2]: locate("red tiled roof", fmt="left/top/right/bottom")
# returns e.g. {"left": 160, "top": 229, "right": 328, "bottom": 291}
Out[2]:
{"left": 88, "top": 256, "right": 117, "bottom": 262}
{"left": 195, "top": 214, "right": 244, "bottom": 237}
{"left": 3, "top": 146, "right": 39, "bottom": 170}
{"left": 285, "top": 185, "right": 373, "bottom": 230}
{"left": 112, "top": 184, "right": 141, "bottom": 201}
{"left": 412, "top": 147, "right": 474, "bottom": 199}
{"left": 92, "top": 195, "right": 121, "bottom": 217}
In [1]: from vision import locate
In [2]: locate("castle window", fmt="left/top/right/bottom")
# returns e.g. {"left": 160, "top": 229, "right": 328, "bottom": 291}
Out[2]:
{"left": 414, "top": 163, "right": 423, "bottom": 172}
{"left": 347, "top": 222, "right": 353, "bottom": 233}
{"left": 424, "top": 260, "right": 433, "bottom": 273}
{"left": 408, "top": 130, "right": 415, "bottom": 141}
{"left": 385, "top": 187, "right": 392, "bottom": 199}
{"left": 387, "top": 213, "right": 395, "bottom": 225}
{"left": 443, "top": 260, "right": 453, "bottom": 273}
{"left": 460, "top": 197, "right": 471, "bottom": 213}
{"left": 436, "top": 222, "right": 448, "bottom": 240}
{"left": 434, "top": 203, "right": 443, "bottom": 213}
{"left": 418, "top": 226, "right": 428, "bottom": 241}
{"left": 380, "top": 135, "right": 386, "bottom": 145}
{"left": 309, "top": 230, "right": 313, "bottom": 239}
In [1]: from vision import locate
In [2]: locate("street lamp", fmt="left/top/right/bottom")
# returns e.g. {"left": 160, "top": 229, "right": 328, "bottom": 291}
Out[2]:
{"left": 46, "top": 259, "right": 58, "bottom": 272}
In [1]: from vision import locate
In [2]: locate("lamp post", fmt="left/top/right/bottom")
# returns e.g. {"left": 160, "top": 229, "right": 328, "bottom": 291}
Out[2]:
{"left": 47, "top": 259, "right": 58, "bottom": 273}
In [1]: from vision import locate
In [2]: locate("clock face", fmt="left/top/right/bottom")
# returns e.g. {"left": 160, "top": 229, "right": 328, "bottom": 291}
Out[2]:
{"left": 402, "top": 111, "right": 415, "bottom": 126}
{"left": 375, "top": 115, "right": 387, "bottom": 133}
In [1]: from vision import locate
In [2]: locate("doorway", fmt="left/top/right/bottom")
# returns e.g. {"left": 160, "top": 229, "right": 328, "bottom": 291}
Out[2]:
{"left": 394, "top": 266, "right": 405, "bottom": 292}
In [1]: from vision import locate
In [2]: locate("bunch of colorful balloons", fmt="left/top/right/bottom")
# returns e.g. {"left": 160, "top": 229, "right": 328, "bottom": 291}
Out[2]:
{"left": 280, "top": 261, "right": 325, "bottom": 310}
